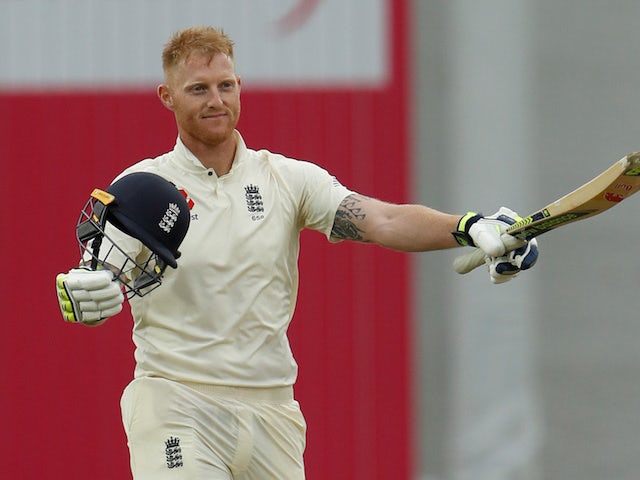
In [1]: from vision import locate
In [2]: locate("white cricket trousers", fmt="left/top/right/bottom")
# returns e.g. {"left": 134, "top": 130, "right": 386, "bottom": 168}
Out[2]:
{"left": 120, "top": 377, "right": 307, "bottom": 479}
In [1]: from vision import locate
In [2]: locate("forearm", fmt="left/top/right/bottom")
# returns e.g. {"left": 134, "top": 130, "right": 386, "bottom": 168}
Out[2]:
{"left": 331, "top": 194, "right": 461, "bottom": 252}
{"left": 370, "top": 204, "right": 461, "bottom": 252}
{"left": 329, "top": 195, "right": 540, "bottom": 283}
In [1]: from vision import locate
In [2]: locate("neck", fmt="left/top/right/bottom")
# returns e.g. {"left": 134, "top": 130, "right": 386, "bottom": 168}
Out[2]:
{"left": 181, "top": 132, "right": 238, "bottom": 176}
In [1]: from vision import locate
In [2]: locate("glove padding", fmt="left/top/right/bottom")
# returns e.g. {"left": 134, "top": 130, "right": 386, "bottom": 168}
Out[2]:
{"left": 454, "top": 207, "right": 539, "bottom": 284}
{"left": 486, "top": 238, "right": 539, "bottom": 284}
{"left": 56, "top": 268, "right": 124, "bottom": 323}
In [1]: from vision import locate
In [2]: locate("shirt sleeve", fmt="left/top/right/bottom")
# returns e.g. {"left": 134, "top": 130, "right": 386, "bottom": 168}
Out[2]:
{"left": 295, "top": 160, "right": 354, "bottom": 239}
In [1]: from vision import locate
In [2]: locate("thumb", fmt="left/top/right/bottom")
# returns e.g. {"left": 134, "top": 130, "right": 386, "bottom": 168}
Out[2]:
{"left": 500, "top": 233, "right": 526, "bottom": 252}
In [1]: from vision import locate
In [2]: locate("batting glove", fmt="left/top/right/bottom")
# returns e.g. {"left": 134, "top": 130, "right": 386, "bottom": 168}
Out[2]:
{"left": 453, "top": 207, "right": 539, "bottom": 284}
{"left": 56, "top": 268, "right": 124, "bottom": 323}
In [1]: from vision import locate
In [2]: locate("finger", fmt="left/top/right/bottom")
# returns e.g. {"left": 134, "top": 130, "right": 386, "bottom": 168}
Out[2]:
{"left": 100, "top": 304, "right": 123, "bottom": 318}
{"left": 472, "top": 230, "right": 507, "bottom": 257}
{"left": 488, "top": 256, "right": 521, "bottom": 284}
{"left": 64, "top": 270, "right": 114, "bottom": 291}
{"left": 512, "top": 243, "right": 539, "bottom": 270}
{"left": 90, "top": 283, "right": 123, "bottom": 302}
{"left": 96, "top": 294, "right": 125, "bottom": 310}
{"left": 496, "top": 206, "right": 519, "bottom": 218}
{"left": 76, "top": 310, "right": 103, "bottom": 322}
{"left": 494, "top": 260, "right": 519, "bottom": 275}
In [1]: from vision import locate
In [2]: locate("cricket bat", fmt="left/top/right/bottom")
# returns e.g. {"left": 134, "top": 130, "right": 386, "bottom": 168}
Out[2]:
{"left": 454, "top": 152, "right": 640, "bottom": 274}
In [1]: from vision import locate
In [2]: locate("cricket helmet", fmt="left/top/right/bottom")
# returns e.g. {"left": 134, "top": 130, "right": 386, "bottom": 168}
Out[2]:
{"left": 76, "top": 172, "right": 191, "bottom": 297}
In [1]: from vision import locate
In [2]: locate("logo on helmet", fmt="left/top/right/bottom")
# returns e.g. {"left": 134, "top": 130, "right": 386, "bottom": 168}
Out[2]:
{"left": 160, "top": 203, "right": 181, "bottom": 233}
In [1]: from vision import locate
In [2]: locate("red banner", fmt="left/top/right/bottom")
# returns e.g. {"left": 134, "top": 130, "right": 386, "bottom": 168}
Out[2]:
{"left": 0, "top": 1, "right": 411, "bottom": 478}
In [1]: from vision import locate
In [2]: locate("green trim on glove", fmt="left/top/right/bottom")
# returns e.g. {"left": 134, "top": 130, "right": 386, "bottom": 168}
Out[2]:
{"left": 452, "top": 212, "right": 483, "bottom": 247}
{"left": 55, "top": 268, "right": 124, "bottom": 324}
{"left": 56, "top": 273, "right": 79, "bottom": 322}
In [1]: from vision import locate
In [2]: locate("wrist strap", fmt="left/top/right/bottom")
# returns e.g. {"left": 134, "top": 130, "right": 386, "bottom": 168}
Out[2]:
{"left": 451, "top": 212, "right": 483, "bottom": 247}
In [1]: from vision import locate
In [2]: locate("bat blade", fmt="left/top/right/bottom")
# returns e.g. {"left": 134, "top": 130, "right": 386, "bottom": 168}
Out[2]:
{"left": 454, "top": 152, "right": 640, "bottom": 274}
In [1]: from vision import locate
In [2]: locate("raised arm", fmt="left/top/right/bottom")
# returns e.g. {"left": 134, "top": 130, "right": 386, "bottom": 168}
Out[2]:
{"left": 330, "top": 194, "right": 461, "bottom": 252}
{"left": 329, "top": 194, "right": 539, "bottom": 283}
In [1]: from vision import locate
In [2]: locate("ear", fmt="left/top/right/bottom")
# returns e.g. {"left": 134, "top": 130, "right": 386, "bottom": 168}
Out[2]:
{"left": 157, "top": 84, "right": 174, "bottom": 111}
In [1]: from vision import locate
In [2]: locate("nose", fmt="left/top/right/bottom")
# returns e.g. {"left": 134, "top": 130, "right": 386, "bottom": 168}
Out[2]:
{"left": 207, "top": 90, "right": 224, "bottom": 107}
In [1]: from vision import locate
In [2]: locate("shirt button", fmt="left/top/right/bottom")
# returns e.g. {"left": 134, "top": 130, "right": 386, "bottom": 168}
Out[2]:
{"left": 208, "top": 171, "right": 213, "bottom": 176}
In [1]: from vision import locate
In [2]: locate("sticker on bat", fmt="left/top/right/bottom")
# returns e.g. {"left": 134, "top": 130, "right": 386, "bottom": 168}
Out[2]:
{"left": 513, "top": 210, "right": 595, "bottom": 240}
{"left": 604, "top": 192, "right": 625, "bottom": 202}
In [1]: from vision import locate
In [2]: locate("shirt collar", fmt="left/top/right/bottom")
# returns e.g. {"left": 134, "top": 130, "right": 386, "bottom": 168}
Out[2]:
{"left": 171, "top": 130, "right": 247, "bottom": 175}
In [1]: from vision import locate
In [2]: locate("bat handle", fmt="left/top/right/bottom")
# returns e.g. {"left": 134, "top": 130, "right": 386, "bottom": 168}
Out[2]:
{"left": 453, "top": 248, "right": 486, "bottom": 274}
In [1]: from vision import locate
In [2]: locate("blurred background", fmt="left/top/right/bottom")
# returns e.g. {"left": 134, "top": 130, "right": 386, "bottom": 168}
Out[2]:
{"left": 2, "top": 1, "right": 640, "bottom": 479}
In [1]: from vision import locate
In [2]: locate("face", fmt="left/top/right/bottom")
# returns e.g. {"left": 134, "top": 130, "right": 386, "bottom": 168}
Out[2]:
{"left": 158, "top": 52, "right": 241, "bottom": 149}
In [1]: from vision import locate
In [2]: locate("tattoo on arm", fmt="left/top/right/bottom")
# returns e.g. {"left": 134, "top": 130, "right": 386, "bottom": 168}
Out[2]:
{"left": 330, "top": 194, "right": 370, "bottom": 241}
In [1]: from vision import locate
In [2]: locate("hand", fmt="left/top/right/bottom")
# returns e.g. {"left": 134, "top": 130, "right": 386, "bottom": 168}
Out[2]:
{"left": 485, "top": 238, "right": 539, "bottom": 284}
{"left": 56, "top": 268, "right": 124, "bottom": 323}
{"left": 453, "top": 207, "right": 539, "bottom": 283}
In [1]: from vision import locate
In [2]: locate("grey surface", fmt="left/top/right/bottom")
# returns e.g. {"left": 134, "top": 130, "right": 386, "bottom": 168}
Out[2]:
{"left": 533, "top": 3, "right": 640, "bottom": 478}
{"left": 414, "top": 1, "right": 640, "bottom": 479}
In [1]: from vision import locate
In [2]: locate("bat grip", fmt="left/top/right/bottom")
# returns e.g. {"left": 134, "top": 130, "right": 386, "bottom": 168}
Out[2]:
{"left": 453, "top": 248, "right": 486, "bottom": 274}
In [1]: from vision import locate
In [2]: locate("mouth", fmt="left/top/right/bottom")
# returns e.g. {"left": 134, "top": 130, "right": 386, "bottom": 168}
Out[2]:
{"left": 202, "top": 112, "right": 227, "bottom": 120}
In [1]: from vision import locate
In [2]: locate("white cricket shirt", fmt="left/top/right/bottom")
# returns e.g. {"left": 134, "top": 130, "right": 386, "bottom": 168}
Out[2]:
{"left": 108, "top": 131, "right": 353, "bottom": 387}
